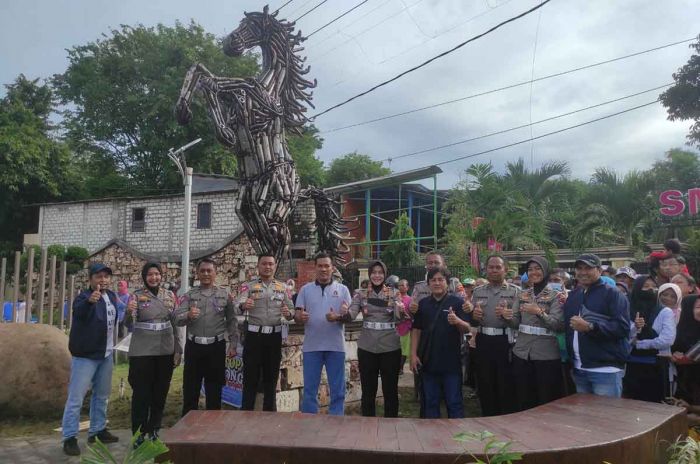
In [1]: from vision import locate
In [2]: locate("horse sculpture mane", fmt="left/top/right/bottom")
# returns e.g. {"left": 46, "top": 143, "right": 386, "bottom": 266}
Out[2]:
{"left": 176, "top": 5, "right": 351, "bottom": 265}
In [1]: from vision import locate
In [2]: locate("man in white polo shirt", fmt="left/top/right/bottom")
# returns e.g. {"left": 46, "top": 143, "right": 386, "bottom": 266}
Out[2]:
{"left": 295, "top": 252, "right": 352, "bottom": 415}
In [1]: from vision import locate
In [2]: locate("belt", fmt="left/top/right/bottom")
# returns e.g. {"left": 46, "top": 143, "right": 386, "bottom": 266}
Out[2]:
{"left": 187, "top": 333, "right": 226, "bottom": 345}
{"left": 363, "top": 321, "right": 396, "bottom": 330}
{"left": 134, "top": 321, "right": 170, "bottom": 331}
{"left": 519, "top": 324, "right": 554, "bottom": 336}
{"left": 478, "top": 326, "right": 511, "bottom": 336}
{"left": 247, "top": 324, "right": 282, "bottom": 334}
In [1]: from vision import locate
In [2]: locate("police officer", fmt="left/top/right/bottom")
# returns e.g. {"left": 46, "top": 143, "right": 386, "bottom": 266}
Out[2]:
{"left": 238, "top": 254, "right": 294, "bottom": 411}
{"left": 175, "top": 258, "right": 239, "bottom": 416}
{"left": 471, "top": 254, "right": 520, "bottom": 416}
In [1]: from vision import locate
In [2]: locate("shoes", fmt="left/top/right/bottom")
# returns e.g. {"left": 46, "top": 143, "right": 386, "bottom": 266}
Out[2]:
{"left": 63, "top": 437, "right": 80, "bottom": 456}
{"left": 133, "top": 433, "right": 146, "bottom": 450}
{"left": 150, "top": 429, "right": 160, "bottom": 442}
{"left": 88, "top": 429, "right": 120, "bottom": 444}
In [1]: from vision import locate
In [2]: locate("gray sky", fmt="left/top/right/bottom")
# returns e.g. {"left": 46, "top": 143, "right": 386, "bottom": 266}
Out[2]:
{"left": 1, "top": 0, "right": 698, "bottom": 188}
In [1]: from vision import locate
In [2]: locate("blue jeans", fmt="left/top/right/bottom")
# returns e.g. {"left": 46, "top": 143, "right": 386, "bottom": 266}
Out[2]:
{"left": 61, "top": 354, "right": 114, "bottom": 440}
{"left": 301, "top": 351, "right": 345, "bottom": 415}
{"left": 572, "top": 368, "right": 623, "bottom": 398}
{"left": 421, "top": 370, "right": 464, "bottom": 418}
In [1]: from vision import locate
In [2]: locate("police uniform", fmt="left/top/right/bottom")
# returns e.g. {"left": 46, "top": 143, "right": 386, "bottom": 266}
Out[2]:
{"left": 128, "top": 287, "right": 180, "bottom": 435}
{"left": 348, "top": 285, "right": 404, "bottom": 417}
{"left": 175, "top": 286, "right": 238, "bottom": 415}
{"left": 471, "top": 281, "right": 520, "bottom": 416}
{"left": 506, "top": 284, "right": 564, "bottom": 411}
{"left": 237, "top": 277, "right": 294, "bottom": 411}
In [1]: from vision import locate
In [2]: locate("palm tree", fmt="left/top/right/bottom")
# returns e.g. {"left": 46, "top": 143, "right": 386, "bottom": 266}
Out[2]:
{"left": 575, "top": 168, "right": 656, "bottom": 246}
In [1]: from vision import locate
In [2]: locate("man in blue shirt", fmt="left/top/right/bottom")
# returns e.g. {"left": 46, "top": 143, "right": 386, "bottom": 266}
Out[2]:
{"left": 410, "top": 266, "right": 471, "bottom": 418}
{"left": 563, "top": 253, "right": 630, "bottom": 397}
{"left": 295, "top": 252, "right": 352, "bottom": 415}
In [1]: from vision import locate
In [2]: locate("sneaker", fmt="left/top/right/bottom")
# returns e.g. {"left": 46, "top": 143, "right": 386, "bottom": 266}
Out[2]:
{"left": 150, "top": 429, "right": 160, "bottom": 442}
{"left": 88, "top": 429, "right": 119, "bottom": 444}
{"left": 63, "top": 437, "right": 80, "bottom": 456}
{"left": 133, "top": 433, "right": 146, "bottom": 450}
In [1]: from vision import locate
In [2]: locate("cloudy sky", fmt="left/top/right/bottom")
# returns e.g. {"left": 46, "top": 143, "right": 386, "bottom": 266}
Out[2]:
{"left": 1, "top": 0, "right": 699, "bottom": 188}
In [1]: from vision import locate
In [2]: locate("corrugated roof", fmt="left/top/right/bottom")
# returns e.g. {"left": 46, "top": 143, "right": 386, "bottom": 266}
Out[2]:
{"left": 323, "top": 165, "right": 442, "bottom": 195}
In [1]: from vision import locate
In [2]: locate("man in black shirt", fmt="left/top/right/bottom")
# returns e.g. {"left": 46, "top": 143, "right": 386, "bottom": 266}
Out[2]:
{"left": 410, "top": 267, "right": 471, "bottom": 418}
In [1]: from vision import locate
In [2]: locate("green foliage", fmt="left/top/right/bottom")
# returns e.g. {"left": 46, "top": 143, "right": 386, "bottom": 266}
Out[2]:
{"left": 19, "top": 245, "right": 42, "bottom": 273}
{"left": 453, "top": 430, "right": 523, "bottom": 464}
{"left": 665, "top": 435, "right": 699, "bottom": 464}
{"left": 381, "top": 213, "right": 420, "bottom": 268}
{"left": 0, "top": 75, "right": 79, "bottom": 245}
{"left": 81, "top": 431, "right": 172, "bottom": 464}
{"left": 53, "top": 21, "right": 259, "bottom": 193}
{"left": 66, "top": 246, "right": 89, "bottom": 274}
{"left": 325, "top": 152, "right": 391, "bottom": 187}
{"left": 660, "top": 36, "right": 700, "bottom": 147}
{"left": 47, "top": 244, "right": 67, "bottom": 261}
{"left": 651, "top": 148, "right": 700, "bottom": 192}
{"left": 287, "top": 125, "right": 325, "bottom": 187}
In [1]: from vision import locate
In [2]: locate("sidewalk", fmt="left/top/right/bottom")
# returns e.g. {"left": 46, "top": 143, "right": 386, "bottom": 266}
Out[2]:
{"left": 0, "top": 429, "right": 133, "bottom": 464}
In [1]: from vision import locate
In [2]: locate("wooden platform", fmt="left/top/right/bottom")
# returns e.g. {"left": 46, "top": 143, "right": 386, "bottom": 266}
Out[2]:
{"left": 161, "top": 394, "right": 687, "bottom": 464}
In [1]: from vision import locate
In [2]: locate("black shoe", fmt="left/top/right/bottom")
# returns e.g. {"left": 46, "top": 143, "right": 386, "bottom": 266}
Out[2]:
{"left": 150, "top": 429, "right": 160, "bottom": 442}
{"left": 133, "top": 433, "right": 146, "bottom": 450}
{"left": 88, "top": 429, "right": 119, "bottom": 444}
{"left": 63, "top": 437, "right": 80, "bottom": 456}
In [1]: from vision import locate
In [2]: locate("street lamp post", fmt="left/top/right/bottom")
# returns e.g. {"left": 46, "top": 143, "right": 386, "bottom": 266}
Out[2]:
{"left": 168, "top": 138, "right": 202, "bottom": 296}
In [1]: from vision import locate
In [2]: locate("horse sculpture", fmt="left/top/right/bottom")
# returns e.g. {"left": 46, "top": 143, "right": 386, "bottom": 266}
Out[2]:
{"left": 176, "top": 5, "right": 350, "bottom": 263}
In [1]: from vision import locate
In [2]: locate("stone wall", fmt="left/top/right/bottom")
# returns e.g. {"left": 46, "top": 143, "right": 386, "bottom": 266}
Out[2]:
{"left": 40, "top": 191, "right": 241, "bottom": 259}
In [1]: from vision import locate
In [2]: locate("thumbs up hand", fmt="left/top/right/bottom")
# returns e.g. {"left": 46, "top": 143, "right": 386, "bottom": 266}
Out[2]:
{"left": 447, "top": 307, "right": 459, "bottom": 326}
{"left": 326, "top": 307, "right": 340, "bottom": 322}
{"left": 127, "top": 294, "right": 138, "bottom": 318}
{"left": 89, "top": 285, "right": 102, "bottom": 304}
{"left": 340, "top": 302, "right": 349, "bottom": 316}
{"left": 634, "top": 312, "right": 645, "bottom": 331}
{"left": 295, "top": 308, "right": 310, "bottom": 324}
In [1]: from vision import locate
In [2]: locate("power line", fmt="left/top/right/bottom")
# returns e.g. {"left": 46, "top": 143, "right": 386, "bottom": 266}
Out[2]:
{"left": 274, "top": 0, "right": 295, "bottom": 14}
{"left": 294, "top": 0, "right": 329, "bottom": 22}
{"left": 434, "top": 100, "right": 659, "bottom": 167}
{"left": 307, "top": 1, "right": 370, "bottom": 38}
{"left": 310, "top": 0, "right": 552, "bottom": 119}
{"left": 320, "top": 37, "right": 695, "bottom": 133}
{"left": 381, "top": 84, "right": 671, "bottom": 163}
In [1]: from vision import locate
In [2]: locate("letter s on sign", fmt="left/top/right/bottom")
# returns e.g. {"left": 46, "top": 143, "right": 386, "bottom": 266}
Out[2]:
{"left": 659, "top": 190, "right": 685, "bottom": 217}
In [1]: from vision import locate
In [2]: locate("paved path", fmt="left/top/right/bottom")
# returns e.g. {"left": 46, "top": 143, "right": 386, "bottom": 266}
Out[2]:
{"left": 0, "top": 429, "right": 133, "bottom": 464}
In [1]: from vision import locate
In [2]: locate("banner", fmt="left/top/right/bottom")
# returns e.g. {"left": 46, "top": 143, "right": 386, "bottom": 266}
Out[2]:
{"left": 222, "top": 346, "right": 244, "bottom": 408}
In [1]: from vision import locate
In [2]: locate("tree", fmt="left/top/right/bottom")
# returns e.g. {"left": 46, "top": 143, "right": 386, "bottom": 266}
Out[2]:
{"left": 574, "top": 168, "right": 656, "bottom": 246}
{"left": 649, "top": 148, "right": 700, "bottom": 192}
{"left": 325, "top": 152, "right": 391, "bottom": 187}
{"left": 381, "top": 213, "right": 419, "bottom": 268}
{"left": 52, "top": 22, "right": 259, "bottom": 192}
{"left": 0, "top": 75, "right": 79, "bottom": 246}
{"left": 287, "top": 126, "right": 326, "bottom": 187}
{"left": 660, "top": 36, "right": 700, "bottom": 147}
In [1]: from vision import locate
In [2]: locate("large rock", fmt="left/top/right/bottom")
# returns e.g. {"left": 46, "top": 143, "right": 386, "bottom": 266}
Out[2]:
{"left": 0, "top": 324, "right": 71, "bottom": 418}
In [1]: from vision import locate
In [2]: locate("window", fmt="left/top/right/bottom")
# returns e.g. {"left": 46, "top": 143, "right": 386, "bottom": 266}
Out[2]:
{"left": 131, "top": 208, "right": 145, "bottom": 232}
{"left": 197, "top": 203, "right": 212, "bottom": 229}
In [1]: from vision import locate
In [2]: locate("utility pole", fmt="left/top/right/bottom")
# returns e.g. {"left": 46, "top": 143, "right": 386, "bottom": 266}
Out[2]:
{"left": 167, "top": 138, "right": 202, "bottom": 296}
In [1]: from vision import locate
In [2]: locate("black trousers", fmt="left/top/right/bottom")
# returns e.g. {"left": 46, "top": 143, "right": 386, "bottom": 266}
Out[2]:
{"left": 128, "top": 354, "right": 174, "bottom": 435}
{"left": 474, "top": 334, "right": 516, "bottom": 416}
{"left": 512, "top": 355, "right": 563, "bottom": 411}
{"left": 623, "top": 360, "right": 669, "bottom": 403}
{"left": 242, "top": 331, "right": 282, "bottom": 411}
{"left": 358, "top": 348, "right": 402, "bottom": 417}
{"left": 182, "top": 339, "right": 226, "bottom": 416}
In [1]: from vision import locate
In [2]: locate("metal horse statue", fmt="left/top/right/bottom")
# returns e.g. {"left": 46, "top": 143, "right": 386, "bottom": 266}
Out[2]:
{"left": 176, "top": 6, "right": 350, "bottom": 263}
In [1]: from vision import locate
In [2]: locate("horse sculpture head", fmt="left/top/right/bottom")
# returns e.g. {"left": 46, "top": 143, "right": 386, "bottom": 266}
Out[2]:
{"left": 222, "top": 4, "right": 317, "bottom": 133}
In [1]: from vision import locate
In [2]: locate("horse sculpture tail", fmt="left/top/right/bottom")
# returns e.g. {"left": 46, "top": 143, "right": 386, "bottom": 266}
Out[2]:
{"left": 301, "top": 187, "right": 355, "bottom": 265}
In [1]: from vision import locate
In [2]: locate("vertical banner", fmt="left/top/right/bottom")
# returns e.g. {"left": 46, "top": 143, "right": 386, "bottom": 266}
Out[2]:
{"left": 221, "top": 345, "right": 244, "bottom": 408}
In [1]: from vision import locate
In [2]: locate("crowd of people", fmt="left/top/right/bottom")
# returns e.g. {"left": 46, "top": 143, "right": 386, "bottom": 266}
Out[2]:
{"left": 59, "top": 242, "right": 700, "bottom": 456}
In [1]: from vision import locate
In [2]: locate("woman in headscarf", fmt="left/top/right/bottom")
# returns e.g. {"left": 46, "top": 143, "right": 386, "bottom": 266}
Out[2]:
{"left": 507, "top": 256, "right": 564, "bottom": 411}
{"left": 623, "top": 277, "right": 678, "bottom": 402}
{"left": 127, "top": 262, "right": 181, "bottom": 445}
{"left": 345, "top": 260, "right": 405, "bottom": 417}
{"left": 672, "top": 295, "right": 700, "bottom": 405}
